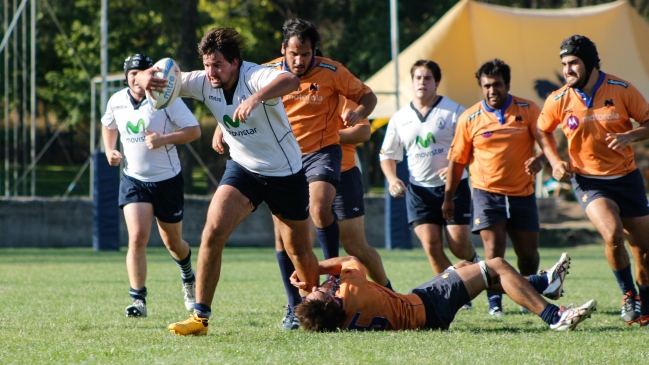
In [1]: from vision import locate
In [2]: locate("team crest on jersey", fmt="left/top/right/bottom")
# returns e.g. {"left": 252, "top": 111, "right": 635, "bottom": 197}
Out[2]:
{"left": 436, "top": 118, "right": 446, "bottom": 129}
{"left": 566, "top": 116, "right": 579, "bottom": 130}
{"left": 605, "top": 99, "right": 615, "bottom": 107}
{"left": 607, "top": 79, "right": 628, "bottom": 88}
{"left": 515, "top": 115, "right": 523, "bottom": 122}
{"left": 317, "top": 62, "right": 337, "bottom": 72}
{"left": 309, "top": 83, "right": 319, "bottom": 92}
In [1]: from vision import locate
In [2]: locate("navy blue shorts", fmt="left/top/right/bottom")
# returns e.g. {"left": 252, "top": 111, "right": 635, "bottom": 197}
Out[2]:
{"left": 572, "top": 169, "right": 649, "bottom": 217}
{"left": 302, "top": 144, "right": 342, "bottom": 188}
{"left": 471, "top": 189, "right": 539, "bottom": 233}
{"left": 409, "top": 268, "right": 470, "bottom": 330}
{"left": 220, "top": 160, "right": 309, "bottom": 221}
{"left": 332, "top": 167, "right": 365, "bottom": 220}
{"left": 119, "top": 172, "right": 184, "bottom": 223}
{"left": 407, "top": 178, "right": 471, "bottom": 226}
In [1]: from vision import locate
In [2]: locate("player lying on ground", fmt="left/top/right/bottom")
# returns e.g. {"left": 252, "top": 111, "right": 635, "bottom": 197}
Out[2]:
{"left": 292, "top": 254, "right": 597, "bottom": 332}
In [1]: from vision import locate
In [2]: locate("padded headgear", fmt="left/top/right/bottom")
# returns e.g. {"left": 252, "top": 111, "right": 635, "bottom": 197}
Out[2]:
{"left": 123, "top": 54, "right": 153, "bottom": 77}
{"left": 559, "top": 35, "right": 600, "bottom": 78}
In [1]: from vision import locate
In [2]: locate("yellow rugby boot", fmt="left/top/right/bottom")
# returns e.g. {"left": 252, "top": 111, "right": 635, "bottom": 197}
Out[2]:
{"left": 168, "top": 314, "right": 209, "bottom": 336}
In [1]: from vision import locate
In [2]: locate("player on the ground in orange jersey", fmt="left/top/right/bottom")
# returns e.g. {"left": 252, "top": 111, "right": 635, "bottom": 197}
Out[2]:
{"left": 379, "top": 60, "right": 479, "bottom": 310}
{"left": 536, "top": 35, "right": 649, "bottom": 327}
{"left": 444, "top": 59, "right": 545, "bottom": 317}
{"left": 292, "top": 255, "right": 595, "bottom": 332}
{"left": 263, "top": 19, "right": 377, "bottom": 330}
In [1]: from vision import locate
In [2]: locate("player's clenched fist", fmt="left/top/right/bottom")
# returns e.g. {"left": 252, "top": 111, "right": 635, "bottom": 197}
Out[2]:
{"left": 106, "top": 150, "right": 123, "bottom": 166}
{"left": 551, "top": 161, "right": 573, "bottom": 181}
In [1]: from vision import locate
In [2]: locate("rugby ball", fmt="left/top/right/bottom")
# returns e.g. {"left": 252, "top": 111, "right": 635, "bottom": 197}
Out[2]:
{"left": 148, "top": 58, "right": 181, "bottom": 110}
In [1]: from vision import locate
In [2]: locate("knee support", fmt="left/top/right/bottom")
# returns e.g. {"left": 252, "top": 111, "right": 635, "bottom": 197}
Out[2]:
{"left": 478, "top": 260, "right": 493, "bottom": 288}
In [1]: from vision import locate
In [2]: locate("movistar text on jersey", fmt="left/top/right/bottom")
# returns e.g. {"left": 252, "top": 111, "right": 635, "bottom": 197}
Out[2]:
{"left": 227, "top": 128, "right": 258, "bottom": 137}
{"left": 124, "top": 136, "right": 146, "bottom": 143}
{"left": 414, "top": 148, "right": 445, "bottom": 159}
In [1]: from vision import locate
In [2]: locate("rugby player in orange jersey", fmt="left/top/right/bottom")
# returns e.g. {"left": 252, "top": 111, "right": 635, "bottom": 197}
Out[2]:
{"left": 536, "top": 35, "right": 649, "bottom": 327}
{"left": 291, "top": 255, "right": 596, "bottom": 332}
{"left": 264, "top": 19, "right": 377, "bottom": 330}
{"left": 443, "top": 59, "right": 546, "bottom": 317}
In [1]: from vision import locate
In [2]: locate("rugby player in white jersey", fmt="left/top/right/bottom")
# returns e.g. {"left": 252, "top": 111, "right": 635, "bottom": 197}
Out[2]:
{"left": 380, "top": 60, "right": 479, "bottom": 309}
{"left": 135, "top": 28, "right": 320, "bottom": 336}
{"left": 101, "top": 53, "right": 201, "bottom": 318}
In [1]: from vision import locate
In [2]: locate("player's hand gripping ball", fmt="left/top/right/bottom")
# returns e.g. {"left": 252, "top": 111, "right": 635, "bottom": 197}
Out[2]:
{"left": 147, "top": 58, "right": 181, "bottom": 110}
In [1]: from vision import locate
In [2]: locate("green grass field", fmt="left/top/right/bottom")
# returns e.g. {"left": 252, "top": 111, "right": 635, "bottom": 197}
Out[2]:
{"left": 1, "top": 245, "right": 647, "bottom": 364}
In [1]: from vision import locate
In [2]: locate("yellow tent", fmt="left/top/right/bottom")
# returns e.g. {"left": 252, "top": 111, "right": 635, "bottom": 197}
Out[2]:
{"left": 367, "top": 0, "right": 649, "bottom": 127}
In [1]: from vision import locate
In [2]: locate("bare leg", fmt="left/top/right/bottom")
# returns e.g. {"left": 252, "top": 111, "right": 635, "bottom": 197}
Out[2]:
{"left": 507, "top": 228, "right": 540, "bottom": 276}
{"left": 455, "top": 257, "right": 548, "bottom": 315}
{"left": 157, "top": 219, "right": 190, "bottom": 261}
{"left": 585, "top": 198, "right": 630, "bottom": 271}
{"left": 479, "top": 220, "right": 507, "bottom": 260}
{"left": 414, "top": 223, "right": 451, "bottom": 275}
{"left": 309, "top": 181, "right": 337, "bottom": 228}
{"left": 445, "top": 224, "right": 476, "bottom": 261}
{"left": 339, "top": 215, "right": 388, "bottom": 285}
{"left": 195, "top": 185, "right": 252, "bottom": 307}
{"left": 123, "top": 203, "right": 154, "bottom": 290}
{"left": 621, "top": 215, "right": 649, "bottom": 286}
{"left": 275, "top": 216, "right": 320, "bottom": 297}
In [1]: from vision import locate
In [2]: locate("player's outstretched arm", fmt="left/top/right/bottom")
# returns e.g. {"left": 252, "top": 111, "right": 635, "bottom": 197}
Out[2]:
{"left": 342, "top": 92, "right": 377, "bottom": 128}
{"left": 232, "top": 73, "right": 299, "bottom": 122}
{"left": 290, "top": 256, "right": 360, "bottom": 290}
{"left": 536, "top": 128, "right": 572, "bottom": 181}
{"left": 380, "top": 159, "right": 406, "bottom": 198}
{"left": 134, "top": 67, "right": 166, "bottom": 94}
{"left": 442, "top": 160, "right": 466, "bottom": 221}
{"left": 144, "top": 125, "right": 201, "bottom": 150}
{"left": 339, "top": 124, "right": 371, "bottom": 144}
{"left": 606, "top": 121, "right": 649, "bottom": 150}
{"left": 102, "top": 126, "right": 122, "bottom": 166}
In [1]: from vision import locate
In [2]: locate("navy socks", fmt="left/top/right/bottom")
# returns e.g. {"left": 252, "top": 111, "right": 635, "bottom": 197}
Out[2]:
{"left": 276, "top": 250, "right": 302, "bottom": 308}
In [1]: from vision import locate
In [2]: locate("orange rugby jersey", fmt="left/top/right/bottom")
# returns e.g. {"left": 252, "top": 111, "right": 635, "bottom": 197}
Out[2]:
{"left": 538, "top": 72, "right": 649, "bottom": 176}
{"left": 339, "top": 97, "right": 370, "bottom": 172}
{"left": 448, "top": 95, "right": 541, "bottom": 196}
{"left": 337, "top": 260, "right": 426, "bottom": 331}
{"left": 265, "top": 56, "right": 373, "bottom": 154}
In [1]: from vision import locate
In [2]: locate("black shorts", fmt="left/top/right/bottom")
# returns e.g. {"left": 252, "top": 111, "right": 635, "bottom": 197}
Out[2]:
{"left": 409, "top": 268, "right": 470, "bottom": 330}
{"left": 118, "top": 172, "right": 184, "bottom": 223}
{"left": 471, "top": 188, "right": 539, "bottom": 233}
{"left": 333, "top": 167, "right": 365, "bottom": 220}
{"left": 572, "top": 169, "right": 649, "bottom": 217}
{"left": 406, "top": 178, "right": 471, "bottom": 226}
{"left": 302, "top": 144, "right": 342, "bottom": 188}
{"left": 220, "top": 160, "right": 310, "bottom": 221}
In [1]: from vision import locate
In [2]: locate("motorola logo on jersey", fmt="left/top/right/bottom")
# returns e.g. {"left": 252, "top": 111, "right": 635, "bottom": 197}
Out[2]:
{"left": 126, "top": 119, "right": 146, "bottom": 134}
{"left": 582, "top": 112, "right": 619, "bottom": 123}
{"left": 482, "top": 131, "right": 493, "bottom": 138}
{"left": 208, "top": 95, "right": 222, "bottom": 102}
{"left": 566, "top": 116, "right": 579, "bottom": 130}
{"left": 436, "top": 118, "right": 446, "bottom": 129}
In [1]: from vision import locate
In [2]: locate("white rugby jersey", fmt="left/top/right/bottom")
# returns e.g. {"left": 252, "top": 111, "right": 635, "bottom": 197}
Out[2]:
{"left": 380, "top": 97, "right": 469, "bottom": 187}
{"left": 101, "top": 88, "right": 199, "bottom": 182}
{"left": 180, "top": 62, "right": 302, "bottom": 177}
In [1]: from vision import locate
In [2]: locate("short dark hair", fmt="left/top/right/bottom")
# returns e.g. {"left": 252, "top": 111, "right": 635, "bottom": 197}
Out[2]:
{"left": 282, "top": 19, "right": 320, "bottom": 51}
{"left": 198, "top": 28, "right": 244, "bottom": 64}
{"left": 410, "top": 60, "right": 441, "bottom": 83}
{"left": 294, "top": 297, "right": 346, "bottom": 332}
{"left": 475, "top": 59, "right": 511, "bottom": 86}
